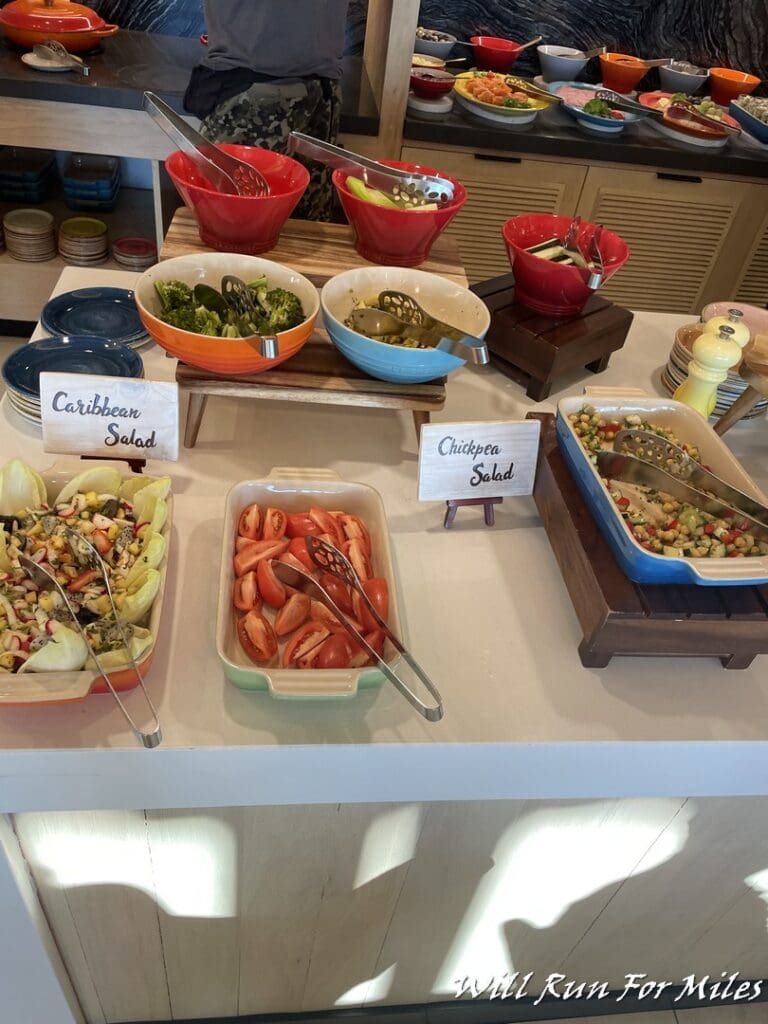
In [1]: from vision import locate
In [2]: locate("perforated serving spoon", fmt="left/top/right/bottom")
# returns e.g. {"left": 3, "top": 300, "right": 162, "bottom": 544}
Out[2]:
{"left": 221, "top": 276, "right": 278, "bottom": 359}
{"left": 349, "top": 306, "right": 489, "bottom": 365}
{"left": 33, "top": 41, "right": 89, "bottom": 75}
{"left": 374, "top": 289, "right": 489, "bottom": 361}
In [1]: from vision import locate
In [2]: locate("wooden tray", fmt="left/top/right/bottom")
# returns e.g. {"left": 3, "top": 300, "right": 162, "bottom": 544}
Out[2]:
{"left": 473, "top": 274, "right": 634, "bottom": 401}
{"left": 529, "top": 412, "right": 768, "bottom": 669}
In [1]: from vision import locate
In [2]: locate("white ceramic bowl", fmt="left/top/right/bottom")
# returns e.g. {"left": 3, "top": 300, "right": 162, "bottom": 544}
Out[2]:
{"left": 537, "top": 44, "right": 589, "bottom": 83}
{"left": 659, "top": 64, "right": 709, "bottom": 94}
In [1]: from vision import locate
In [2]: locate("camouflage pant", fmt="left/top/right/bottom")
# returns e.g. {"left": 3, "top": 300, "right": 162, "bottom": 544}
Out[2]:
{"left": 200, "top": 78, "right": 342, "bottom": 222}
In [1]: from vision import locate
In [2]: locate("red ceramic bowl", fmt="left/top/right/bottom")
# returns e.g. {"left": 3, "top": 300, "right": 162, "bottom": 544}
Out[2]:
{"left": 502, "top": 213, "right": 630, "bottom": 316}
{"left": 333, "top": 160, "right": 467, "bottom": 267}
{"left": 410, "top": 68, "right": 455, "bottom": 99}
{"left": 471, "top": 35, "right": 522, "bottom": 73}
{"left": 165, "top": 144, "right": 309, "bottom": 254}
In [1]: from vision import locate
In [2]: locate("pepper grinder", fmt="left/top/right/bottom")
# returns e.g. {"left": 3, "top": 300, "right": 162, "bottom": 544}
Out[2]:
{"left": 673, "top": 324, "right": 745, "bottom": 419}
{"left": 702, "top": 307, "right": 751, "bottom": 348}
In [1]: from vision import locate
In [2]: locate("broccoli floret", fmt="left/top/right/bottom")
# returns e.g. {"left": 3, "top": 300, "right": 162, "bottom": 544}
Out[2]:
{"left": 247, "top": 276, "right": 268, "bottom": 292}
{"left": 154, "top": 280, "right": 194, "bottom": 312}
{"left": 161, "top": 305, "right": 199, "bottom": 332}
{"left": 257, "top": 287, "right": 305, "bottom": 332}
{"left": 194, "top": 305, "right": 222, "bottom": 336}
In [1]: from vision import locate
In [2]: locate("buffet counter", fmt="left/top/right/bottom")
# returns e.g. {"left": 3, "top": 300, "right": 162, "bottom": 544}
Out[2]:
{"left": 1, "top": 265, "right": 768, "bottom": 816}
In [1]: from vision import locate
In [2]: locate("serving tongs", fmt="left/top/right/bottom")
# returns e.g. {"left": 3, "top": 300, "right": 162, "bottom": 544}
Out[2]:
{"left": 143, "top": 92, "right": 270, "bottom": 197}
{"left": 270, "top": 537, "right": 444, "bottom": 722}
{"left": 596, "top": 89, "right": 740, "bottom": 135}
{"left": 614, "top": 427, "right": 768, "bottom": 528}
{"left": 596, "top": 450, "right": 768, "bottom": 544}
{"left": 18, "top": 527, "right": 162, "bottom": 748}
{"left": 287, "top": 132, "right": 454, "bottom": 207}
{"left": 33, "top": 41, "right": 89, "bottom": 76}
{"left": 221, "top": 276, "right": 278, "bottom": 358}
{"left": 504, "top": 76, "right": 562, "bottom": 104}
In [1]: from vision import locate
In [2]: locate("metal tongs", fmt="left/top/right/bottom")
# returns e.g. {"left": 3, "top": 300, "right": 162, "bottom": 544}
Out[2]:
{"left": 271, "top": 537, "right": 444, "bottom": 721}
{"left": 596, "top": 450, "right": 768, "bottom": 544}
{"left": 33, "top": 40, "right": 89, "bottom": 76}
{"left": 561, "top": 217, "right": 603, "bottom": 289}
{"left": 19, "top": 526, "right": 162, "bottom": 748}
{"left": 596, "top": 89, "right": 740, "bottom": 135}
{"left": 504, "top": 76, "right": 562, "bottom": 104}
{"left": 614, "top": 428, "right": 768, "bottom": 528}
{"left": 143, "top": 92, "right": 270, "bottom": 196}
{"left": 288, "top": 132, "right": 454, "bottom": 207}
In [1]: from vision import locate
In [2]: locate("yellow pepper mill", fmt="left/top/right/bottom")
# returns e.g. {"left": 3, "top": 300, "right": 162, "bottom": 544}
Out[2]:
{"left": 700, "top": 309, "right": 751, "bottom": 415}
{"left": 673, "top": 323, "right": 745, "bottom": 419}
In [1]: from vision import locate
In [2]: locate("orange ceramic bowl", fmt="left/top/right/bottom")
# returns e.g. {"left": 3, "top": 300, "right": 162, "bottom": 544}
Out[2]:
{"left": 709, "top": 67, "right": 760, "bottom": 107}
{"left": 134, "top": 252, "right": 319, "bottom": 376}
{"left": 599, "top": 52, "right": 649, "bottom": 93}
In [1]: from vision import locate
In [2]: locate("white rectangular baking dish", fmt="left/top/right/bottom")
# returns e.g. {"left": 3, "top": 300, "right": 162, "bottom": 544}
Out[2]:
{"left": 217, "top": 467, "right": 404, "bottom": 699}
{"left": 0, "top": 458, "right": 171, "bottom": 705}
{"left": 557, "top": 387, "right": 768, "bottom": 585}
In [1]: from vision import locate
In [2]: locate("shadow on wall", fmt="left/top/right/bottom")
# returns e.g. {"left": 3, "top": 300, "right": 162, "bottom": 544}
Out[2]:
{"left": 85, "top": 0, "right": 370, "bottom": 54}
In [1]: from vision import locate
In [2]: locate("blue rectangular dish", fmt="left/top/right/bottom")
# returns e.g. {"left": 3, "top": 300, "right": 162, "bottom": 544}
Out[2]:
{"left": 557, "top": 390, "right": 768, "bottom": 586}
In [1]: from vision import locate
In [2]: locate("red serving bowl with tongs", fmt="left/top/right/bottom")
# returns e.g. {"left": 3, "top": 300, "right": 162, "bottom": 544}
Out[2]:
{"left": 165, "top": 144, "right": 309, "bottom": 254}
{"left": 333, "top": 160, "right": 466, "bottom": 266}
{"left": 0, "top": 0, "right": 118, "bottom": 51}
{"left": 502, "top": 213, "right": 630, "bottom": 316}
{"left": 471, "top": 36, "right": 522, "bottom": 73}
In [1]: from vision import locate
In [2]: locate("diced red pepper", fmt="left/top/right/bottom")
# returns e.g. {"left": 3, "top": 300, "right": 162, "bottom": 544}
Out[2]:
{"left": 720, "top": 531, "right": 735, "bottom": 545}
{"left": 616, "top": 496, "right": 630, "bottom": 510}
{"left": 667, "top": 518, "right": 678, "bottom": 529}
{"left": 704, "top": 524, "right": 715, "bottom": 535}
{"left": 646, "top": 526, "right": 657, "bottom": 536}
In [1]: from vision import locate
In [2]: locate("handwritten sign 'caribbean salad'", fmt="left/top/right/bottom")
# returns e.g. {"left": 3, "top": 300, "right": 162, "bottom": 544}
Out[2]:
{"left": 417, "top": 420, "right": 540, "bottom": 501}
{"left": 40, "top": 373, "right": 179, "bottom": 462}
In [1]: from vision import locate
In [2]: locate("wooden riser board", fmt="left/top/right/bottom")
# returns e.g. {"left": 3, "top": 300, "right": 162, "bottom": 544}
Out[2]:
{"left": 529, "top": 412, "right": 768, "bottom": 669}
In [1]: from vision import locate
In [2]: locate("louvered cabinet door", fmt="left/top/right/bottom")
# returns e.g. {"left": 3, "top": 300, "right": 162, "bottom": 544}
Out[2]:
{"left": 735, "top": 204, "right": 768, "bottom": 307}
{"left": 576, "top": 168, "right": 757, "bottom": 314}
{"left": 401, "top": 147, "right": 586, "bottom": 284}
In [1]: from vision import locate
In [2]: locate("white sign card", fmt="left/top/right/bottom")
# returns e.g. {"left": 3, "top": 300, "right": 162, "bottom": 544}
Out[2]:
{"left": 40, "top": 373, "right": 180, "bottom": 462}
{"left": 417, "top": 420, "right": 541, "bottom": 502}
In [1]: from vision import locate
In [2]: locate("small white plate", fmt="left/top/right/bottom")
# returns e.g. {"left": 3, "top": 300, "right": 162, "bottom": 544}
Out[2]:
{"left": 21, "top": 52, "right": 75, "bottom": 73}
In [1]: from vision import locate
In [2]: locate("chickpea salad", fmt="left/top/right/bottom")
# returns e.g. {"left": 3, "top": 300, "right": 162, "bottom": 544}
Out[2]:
{"left": 568, "top": 407, "right": 768, "bottom": 560}
{"left": 0, "top": 460, "right": 170, "bottom": 674}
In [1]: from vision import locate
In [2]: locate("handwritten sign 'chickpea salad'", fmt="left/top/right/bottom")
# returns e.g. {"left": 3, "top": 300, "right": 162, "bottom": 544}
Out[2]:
{"left": 40, "top": 373, "right": 179, "bottom": 462}
{"left": 417, "top": 420, "right": 541, "bottom": 502}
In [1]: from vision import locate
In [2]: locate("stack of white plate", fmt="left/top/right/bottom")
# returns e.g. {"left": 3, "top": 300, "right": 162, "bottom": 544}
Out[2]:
{"left": 2, "top": 208, "right": 56, "bottom": 261}
{"left": 111, "top": 235, "right": 157, "bottom": 270}
{"left": 5, "top": 385, "right": 42, "bottom": 425}
{"left": 57, "top": 217, "right": 109, "bottom": 266}
{"left": 661, "top": 322, "right": 768, "bottom": 420}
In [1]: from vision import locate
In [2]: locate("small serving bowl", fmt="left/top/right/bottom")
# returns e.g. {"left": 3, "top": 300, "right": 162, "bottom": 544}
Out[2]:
{"left": 599, "top": 52, "right": 648, "bottom": 93}
{"left": 729, "top": 99, "right": 768, "bottom": 144}
{"left": 410, "top": 68, "right": 455, "bottom": 99}
{"left": 471, "top": 35, "right": 522, "bottom": 73}
{"left": 502, "top": 212, "right": 630, "bottom": 316}
{"left": 411, "top": 53, "right": 447, "bottom": 71}
{"left": 332, "top": 159, "right": 466, "bottom": 267}
{"left": 659, "top": 63, "right": 709, "bottom": 94}
{"left": 414, "top": 28, "right": 457, "bottom": 60}
{"left": 537, "top": 44, "right": 589, "bottom": 84}
{"left": 134, "top": 252, "right": 319, "bottom": 376}
{"left": 709, "top": 67, "right": 760, "bottom": 107}
{"left": 165, "top": 144, "right": 309, "bottom": 255}
{"left": 321, "top": 265, "right": 490, "bottom": 384}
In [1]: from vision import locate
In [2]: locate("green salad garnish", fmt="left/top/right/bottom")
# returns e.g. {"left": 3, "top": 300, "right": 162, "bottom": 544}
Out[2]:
{"left": 154, "top": 277, "right": 305, "bottom": 338}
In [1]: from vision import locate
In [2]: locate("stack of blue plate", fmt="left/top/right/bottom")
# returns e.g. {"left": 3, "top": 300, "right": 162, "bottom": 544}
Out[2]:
{"left": 0, "top": 147, "right": 57, "bottom": 203}
{"left": 63, "top": 154, "right": 121, "bottom": 212}
{"left": 2, "top": 336, "right": 144, "bottom": 426}
{"left": 41, "top": 287, "right": 150, "bottom": 350}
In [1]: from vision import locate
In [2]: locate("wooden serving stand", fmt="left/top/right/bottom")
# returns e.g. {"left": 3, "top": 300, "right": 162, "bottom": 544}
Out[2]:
{"left": 472, "top": 274, "right": 634, "bottom": 401}
{"left": 161, "top": 210, "right": 468, "bottom": 447}
{"left": 529, "top": 412, "right": 768, "bottom": 670}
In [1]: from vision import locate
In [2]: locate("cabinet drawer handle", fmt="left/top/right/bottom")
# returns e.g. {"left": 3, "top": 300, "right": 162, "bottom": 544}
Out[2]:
{"left": 656, "top": 172, "right": 703, "bottom": 183}
{"left": 473, "top": 153, "right": 522, "bottom": 164}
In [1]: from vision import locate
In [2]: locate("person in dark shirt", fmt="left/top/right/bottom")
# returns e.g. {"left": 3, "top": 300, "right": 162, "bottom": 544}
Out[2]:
{"left": 184, "top": 0, "right": 350, "bottom": 221}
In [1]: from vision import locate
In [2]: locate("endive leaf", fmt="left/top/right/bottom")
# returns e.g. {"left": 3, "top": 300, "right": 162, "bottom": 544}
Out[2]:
{"left": 54, "top": 467, "right": 122, "bottom": 506}
{"left": 85, "top": 627, "right": 154, "bottom": 670}
{"left": 0, "top": 459, "right": 46, "bottom": 515}
{"left": 120, "top": 568, "right": 160, "bottom": 624}
{"left": 125, "top": 534, "right": 166, "bottom": 585}
{"left": 18, "top": 625, "right": 88, "bottom": 673}
{"left": 0, "top": 528, "right": 11, "bottom": 572}
{"left": 131, "top": 477, "right": 171, "bottom": 521}
{"left": 141, "top": 496, "right": 168, "bottom": 543}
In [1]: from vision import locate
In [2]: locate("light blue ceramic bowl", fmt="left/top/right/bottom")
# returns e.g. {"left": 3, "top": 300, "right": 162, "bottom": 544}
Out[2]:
{"left": 729, "top": 100, "right": 768, "bottom": 144}
{"left": 321, "top": 266, "right": 491, "bottom": 384}
{"left": 547, "top": 80, "right": 641, "bottom": 133}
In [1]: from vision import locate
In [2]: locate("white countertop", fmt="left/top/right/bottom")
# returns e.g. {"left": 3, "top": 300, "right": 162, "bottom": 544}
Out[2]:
{"left": 2, "top": 267, "right": 768, "bottom": 811}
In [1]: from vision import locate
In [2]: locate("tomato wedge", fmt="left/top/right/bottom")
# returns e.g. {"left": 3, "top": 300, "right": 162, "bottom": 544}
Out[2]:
{"left": 233, "top": 539, "right": 289, "bottom": 577}
{"left": 256, "top": 558, "right": 287, "bottom": 609}
{"left": 309, "top": 507, "right": 343, "bottom": 547}
{"left": 350, "top": 628, "right": 386, "bottom": 667}
{"left": 68, "top": 568, "right": 99, "bottom": 593}
{"left": 238, "top": 503, "right": 262, "bottom": 541}
{"left": 282, "top": 620, "right": 330, "bottom": 668}
{"left": 288, "top": 536, "right": 315, "bottom": 573}
{"left": 233, "top": 570, "right": 261, "bottom": 612}
{"left": 353, "top": 577, "right": 389, "bottom": 631}
{"left": 319, "top": 572, "right": 353, "bottom": 613}
{"left": 316, "top": 633, "right": 355, "bottom": 669}
{"left": 344, "top": 539, "right": 372, "bottom": 582}
{"left": 310, "top": 599, "right": 342, "bottom": 630}
{"left": 237, "top": 611, "right": 277, "bottom": 664}
{"left": 263, "top": 507, "right": 287, "bottom": 541}
{"left": 285, "top": 513, "right": 322, "bottom": 539}
{"left": 340, "top": 514, "right": 371, "bottom": 556}
{"left": 274, "top": 592, "right": 311, "bottom": 636}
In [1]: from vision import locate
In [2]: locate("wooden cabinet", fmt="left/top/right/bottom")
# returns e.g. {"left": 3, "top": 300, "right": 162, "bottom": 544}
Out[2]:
{"left": 735, "top": 205, "right": 768, "bottom": 306}
{"left": 401, "top": 146, "right": 587, "bottom": 284}
{"left": 575, "top": 166, "right": 766, "bottom": 314}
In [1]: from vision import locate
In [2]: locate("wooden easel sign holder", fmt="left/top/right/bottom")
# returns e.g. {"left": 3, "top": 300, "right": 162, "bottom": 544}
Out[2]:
{"left": 417, "top": 420, "right": 541, "bottom": 528}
